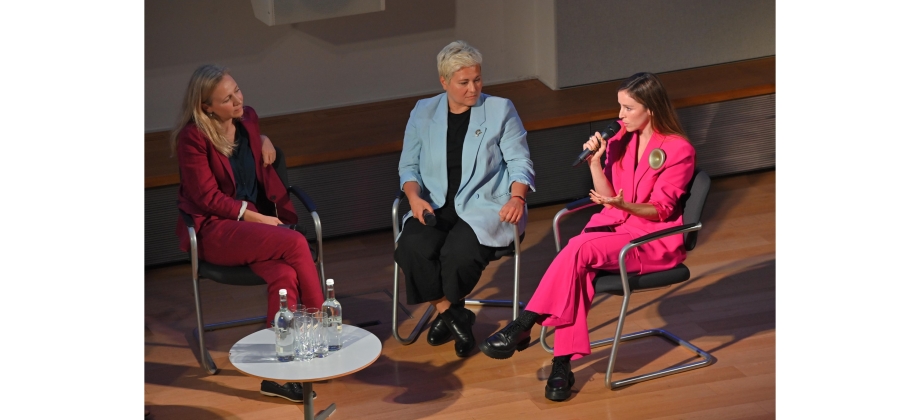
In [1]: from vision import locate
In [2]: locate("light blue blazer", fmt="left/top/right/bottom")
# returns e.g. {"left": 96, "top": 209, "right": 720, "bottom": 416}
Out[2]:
{"left": 397, "top": 92, "right": 536, "bottom": 247}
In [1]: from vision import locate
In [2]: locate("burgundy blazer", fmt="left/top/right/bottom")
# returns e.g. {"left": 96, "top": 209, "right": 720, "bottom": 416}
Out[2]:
{"left": 174, "top": 106, "right": 297, "bottom": 252}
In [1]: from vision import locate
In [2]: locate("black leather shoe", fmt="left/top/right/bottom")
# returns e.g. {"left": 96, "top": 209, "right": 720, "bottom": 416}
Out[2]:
{"left": 479, "top": 320, "right": 531, "bottom": 359}
{"left": 260, "top": 381, "right": 317, "bottom": 402}
{"left": 544, "top": 357, "right": 575, "bottom": 401}
{"left": 440, "top": 307, "right": 476, "bottom": 357}
{"left": 427, "top": 310, "right": 475, "bottom": 346}
{"left": 427, "top": 314, "right": 452, "bottom": 346}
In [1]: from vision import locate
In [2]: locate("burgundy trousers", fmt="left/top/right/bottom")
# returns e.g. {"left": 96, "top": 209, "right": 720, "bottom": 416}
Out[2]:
{"left": 197, "top": 219, "right": 324, "bottom": 327}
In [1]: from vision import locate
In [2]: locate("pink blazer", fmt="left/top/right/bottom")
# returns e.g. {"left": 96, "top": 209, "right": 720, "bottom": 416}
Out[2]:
{"left": 585, "top": 129, "right": 696, "bottom": 274}
{"left": 174, "top": 106, "right": 297, "bottom": 252}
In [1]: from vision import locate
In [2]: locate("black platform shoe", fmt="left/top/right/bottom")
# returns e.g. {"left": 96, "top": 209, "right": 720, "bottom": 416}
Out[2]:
{"left": 544, "top": 357, "right": 575, "bottom": 401}
{"left": 440, "top": 307, "right": 476, "bottom": 357}
{"left": 479, "top": 320, "right": 531, "bottom": 359}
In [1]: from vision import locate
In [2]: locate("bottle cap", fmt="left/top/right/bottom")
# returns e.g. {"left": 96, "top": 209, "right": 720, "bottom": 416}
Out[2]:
{"left": 325, "top": 279, "right": 334, "bottom": 286}
{"left": 279, "top": 289, "right": 287, "bottom": 296}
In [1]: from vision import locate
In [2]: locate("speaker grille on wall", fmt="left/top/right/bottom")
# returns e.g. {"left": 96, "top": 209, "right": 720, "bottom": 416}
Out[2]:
{"left": 679, "top": 94, "right": 775, "bottom": 177}
{"left": 251, "top": 0, "right": 385, "bottom": 26}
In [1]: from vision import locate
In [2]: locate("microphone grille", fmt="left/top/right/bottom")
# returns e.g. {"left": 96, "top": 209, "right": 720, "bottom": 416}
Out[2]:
{"left": 601, "top": 124, "right": 616, "bottom": 139}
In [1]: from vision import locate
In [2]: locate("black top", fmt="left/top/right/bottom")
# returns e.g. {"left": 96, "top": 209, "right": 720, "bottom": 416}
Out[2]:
{"left": 445, "top": 107, "right": 471, "bottom": 206}
{"left": 229, "top": 120, "right": 259, "bottom": 203}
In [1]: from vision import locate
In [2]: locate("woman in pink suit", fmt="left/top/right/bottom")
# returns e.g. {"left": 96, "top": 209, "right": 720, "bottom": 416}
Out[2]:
{"left": 171, "top": 64, "right": 324, "bottom": 403}
{"left": 479, "top": 72, "right": 696, "bottom": 402}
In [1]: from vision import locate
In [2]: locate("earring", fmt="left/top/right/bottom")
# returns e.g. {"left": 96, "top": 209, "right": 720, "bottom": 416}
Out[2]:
{"left": 208, "top": 112, "right": 215, "bottom": 118}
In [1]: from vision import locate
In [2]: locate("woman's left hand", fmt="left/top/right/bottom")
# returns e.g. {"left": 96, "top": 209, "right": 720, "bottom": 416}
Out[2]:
{"left": 260, "top": 135, "right": 276, "bottom": 167}
{"left": 499, "top": 196, "right": 525, "bottom": 224}
{"left": 590, "top": 188, "right": 624, "bottom": 209}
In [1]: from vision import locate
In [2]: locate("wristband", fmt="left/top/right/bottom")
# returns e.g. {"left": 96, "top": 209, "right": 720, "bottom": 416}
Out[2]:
{"left": 238, "top": 202, "right": 248, "bottom": 220}
{"left": 512, "top": 195, "right": 526, "bottom": 204}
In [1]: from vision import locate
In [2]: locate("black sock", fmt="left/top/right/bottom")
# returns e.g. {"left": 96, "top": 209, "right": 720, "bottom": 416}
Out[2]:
{"left": 554, "top": 354, "right": 572, "bottom": 363}
{"left": 514, "top": 310, "right": 543, "bottom": 330}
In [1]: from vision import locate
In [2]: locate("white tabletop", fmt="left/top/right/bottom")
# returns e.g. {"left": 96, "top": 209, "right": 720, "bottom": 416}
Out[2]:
{"left": 229, "top": 324, "right": 382, "bottom": 382}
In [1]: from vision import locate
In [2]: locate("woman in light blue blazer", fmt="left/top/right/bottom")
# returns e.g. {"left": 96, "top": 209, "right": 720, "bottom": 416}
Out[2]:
{"left": 395, "top": 40, "right": 535, "bottom": 358}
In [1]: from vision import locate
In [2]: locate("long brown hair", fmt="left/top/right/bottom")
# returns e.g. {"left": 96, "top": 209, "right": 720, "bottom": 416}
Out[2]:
{"left": 169, "top": 64, "right": 237, "bottom": 157}
{"left": 611, "top": 72, "right": 688, "bottom": 168}
{"left": 619, "top": 72, "right": 687, "bottom": 139}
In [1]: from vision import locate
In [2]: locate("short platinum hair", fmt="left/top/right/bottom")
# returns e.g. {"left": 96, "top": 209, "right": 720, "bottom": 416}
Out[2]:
{"left": 437, "top": 40, "right": 483, "bottom": 82}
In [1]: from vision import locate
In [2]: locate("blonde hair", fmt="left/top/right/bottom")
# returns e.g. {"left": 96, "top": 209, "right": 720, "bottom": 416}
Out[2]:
{"left": 169, "top": 64, "right": 236, "bottom": 157}
{"left": 436, "top": 40, "right": 482, "bottom": 82}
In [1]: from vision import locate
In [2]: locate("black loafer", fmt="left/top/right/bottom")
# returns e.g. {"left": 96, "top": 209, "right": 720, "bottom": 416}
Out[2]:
{"left": 440, "top": 307, "right": 477, "bottom": 357}
{"left": 260, "top": 381, "right": 317, "bottom": 402}
{"left": 427, "top": 309, "right": 476, "bottom": 346}
{"left": 479, "top": 320, "right": 531, "bottom": 359}
{"left": 545, "top": 357, "right": 575, "bottom": 402}
{"left": 426, "top": 314, "right": 453, "bottom": 346}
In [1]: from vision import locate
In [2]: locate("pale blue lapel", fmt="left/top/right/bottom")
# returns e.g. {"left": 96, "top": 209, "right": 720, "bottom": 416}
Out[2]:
{"left": 460, "top": 94, "right": 488, "bottom": 191}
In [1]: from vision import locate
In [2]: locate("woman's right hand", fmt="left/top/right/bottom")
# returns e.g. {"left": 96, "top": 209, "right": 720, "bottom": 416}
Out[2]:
{"left": 242, "top": 209, "right": 282, "bottom": 225}
{"left": 408, "top": 197, "right": 435, "bottom": 225}
{"left": 584, "top": 131, "right": 608, "bottom": 167}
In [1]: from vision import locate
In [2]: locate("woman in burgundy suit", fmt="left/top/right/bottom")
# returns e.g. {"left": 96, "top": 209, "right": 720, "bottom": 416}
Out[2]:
{"left": 170, "top": 64, "right": 324, "bottom": 403}
{"left": 479, "top": 72, "right": 696, "bottom": 402}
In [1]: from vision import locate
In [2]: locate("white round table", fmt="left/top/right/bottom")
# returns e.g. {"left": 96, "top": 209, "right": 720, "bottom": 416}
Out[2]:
{"left": 230, "top": 324, "right": 382, "bottom": 420}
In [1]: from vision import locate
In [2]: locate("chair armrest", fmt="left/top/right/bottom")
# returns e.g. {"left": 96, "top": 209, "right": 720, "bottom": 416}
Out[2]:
{"left": 287, "top": 185, "right": 317, "bottom": 213}
{"left": 565, "top": 197, "right": 598, "bottom": 212}
{"left": 552, "top": 197, "right": 601, "bottom": 252}
{"left": 629, "top": 222, "right": 702, "bottom": 247}
{"left": 179, "top": 208, "right": 195, "bottom": 229}
{"left": 178, "top": 208, "right": 199, "bottom": 267}
{"left": 614, "top": 222, "right": 702, "bottom": 296}
{"left": 286, "top": 185, "right": 324, "bottom": 278}
{"left": 392, "top": 192, "right": 407, "bottom": 245}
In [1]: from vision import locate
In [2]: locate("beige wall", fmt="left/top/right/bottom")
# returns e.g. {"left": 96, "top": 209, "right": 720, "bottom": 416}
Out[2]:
{"left": 553, "top": 0, "right": 775, "bottom": 87}
{"left": 145, "top": 0, "right": 774, "bottom": 132}
{"left": 145, "top": 0, "right": 541, "bottom": 132}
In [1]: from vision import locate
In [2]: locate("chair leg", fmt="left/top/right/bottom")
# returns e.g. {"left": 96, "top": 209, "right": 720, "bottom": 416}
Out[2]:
{"left": 391, "top": 260, "right": 435, "bottom": 345}
{"left": 604, "top": 328, "right": 714, "bottom": 389}
{"left": 464, "top": 224, "right": 524, "bottom": 319}
{"left": 191, "top": 276, "right": 217, "bottom": 375}
{"left": 538, "top": 295, "right": 714, "bottom": 389}
{"left": 191, "top": 276, "right": 268, "bottom": 375}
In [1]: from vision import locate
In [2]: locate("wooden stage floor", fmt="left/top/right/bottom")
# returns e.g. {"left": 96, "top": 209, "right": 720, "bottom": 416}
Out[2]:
{"left": 144, "top": 170, "right": 776, "bottom": 419}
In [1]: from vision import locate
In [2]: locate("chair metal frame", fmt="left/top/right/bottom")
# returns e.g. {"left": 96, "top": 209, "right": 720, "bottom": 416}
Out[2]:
{"left": 539, "top": 170, "right": 714, "bottom": 389}
{"left": 183, "top": 146, "right": 325, "bottom": 374}
{"left": 390, "top": 193, "right": 524, "bottom": 345}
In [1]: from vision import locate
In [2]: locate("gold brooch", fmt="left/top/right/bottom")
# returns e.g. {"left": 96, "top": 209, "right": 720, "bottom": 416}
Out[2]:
{"left": 649, "top": 148, "right": 666, "bottom": 169}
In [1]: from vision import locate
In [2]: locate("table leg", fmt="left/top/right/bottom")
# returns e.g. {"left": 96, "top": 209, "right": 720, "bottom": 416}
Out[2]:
{"left": 302, "top": 382, "right": 336, "bottom": 420}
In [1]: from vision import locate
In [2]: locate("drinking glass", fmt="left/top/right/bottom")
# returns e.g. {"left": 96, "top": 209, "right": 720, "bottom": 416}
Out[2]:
{"left": 310, "top": 309, "right": 329, "bottom": 358}
{"left": 293, "top": 310, "right": 313, "bottom": 361}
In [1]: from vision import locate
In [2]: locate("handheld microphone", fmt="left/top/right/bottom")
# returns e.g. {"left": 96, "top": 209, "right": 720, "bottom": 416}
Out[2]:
{"left": 422, "top": 209, "right": 437, "bottom": 227}
{"left": 572, "top": 120, "right": 622, "bottom": 167}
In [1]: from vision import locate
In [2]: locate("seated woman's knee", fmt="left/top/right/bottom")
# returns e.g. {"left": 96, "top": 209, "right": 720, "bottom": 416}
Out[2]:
{"left": 396, "top": 237, "right": 440, "bottom": 262}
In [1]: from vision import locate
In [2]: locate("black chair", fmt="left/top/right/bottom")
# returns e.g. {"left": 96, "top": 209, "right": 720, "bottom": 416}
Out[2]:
{"left": 539, "top": 169, "right": 713, "bottom": 389}
{"left": 390, "top": 192, "right": 525, "bottom": 344}
{"left": 180, "top": 146, "right": 325, "bottom": 374}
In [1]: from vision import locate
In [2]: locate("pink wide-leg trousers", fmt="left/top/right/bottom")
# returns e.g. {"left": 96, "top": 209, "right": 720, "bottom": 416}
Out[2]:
{"left": 524, "top": 230, "right": 641, "bottom": 360}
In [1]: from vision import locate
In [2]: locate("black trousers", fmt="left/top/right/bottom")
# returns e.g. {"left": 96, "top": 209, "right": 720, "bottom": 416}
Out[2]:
{"left": 394, "top": 204, "right": 499, "bottom": 306}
